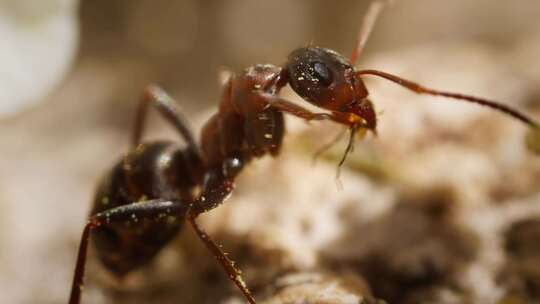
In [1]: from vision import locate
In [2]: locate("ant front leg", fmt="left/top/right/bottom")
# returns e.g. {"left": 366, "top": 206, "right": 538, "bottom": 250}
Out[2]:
{"left": 257, "top": 93, "right": 368, "bottom": 169}
{"left": 68, "top": 199, "right": 188, "bottom": 304}
{"left": 133, "top": 85, "right": 202, "bottom": 157}
{"left": 257, "top": 92, "right": 366, "bottom": 127}
{"left": 257, "top": 93, "right": 334, "bottom": 122}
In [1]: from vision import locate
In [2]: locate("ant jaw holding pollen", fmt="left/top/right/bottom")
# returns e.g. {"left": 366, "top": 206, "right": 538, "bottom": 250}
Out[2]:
{"left": 345, "top": 98, "right": 378, "bottom": 134}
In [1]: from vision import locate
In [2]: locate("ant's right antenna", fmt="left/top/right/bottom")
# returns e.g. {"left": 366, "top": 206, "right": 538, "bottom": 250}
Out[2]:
{"left": 356, "top": 69, "right": 539, "bottom": 128}
{"left": 355, "top": 69, "right": 540, "bottom": 154}
{"left": 350, "top": 0, "right": 390, "bottom": 65}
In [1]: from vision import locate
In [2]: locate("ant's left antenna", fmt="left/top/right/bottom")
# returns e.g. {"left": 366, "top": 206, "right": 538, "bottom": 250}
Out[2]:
{"left": 350, "top": 0, "right": 390, "bottom": 65}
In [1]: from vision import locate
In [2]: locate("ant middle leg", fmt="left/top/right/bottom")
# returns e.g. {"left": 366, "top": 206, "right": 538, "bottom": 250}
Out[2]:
{"left": 132, "top": 85, "right": 202, "bottom": 157}
{"left": 68, "top": 199, "right": 189, "bottom": 304}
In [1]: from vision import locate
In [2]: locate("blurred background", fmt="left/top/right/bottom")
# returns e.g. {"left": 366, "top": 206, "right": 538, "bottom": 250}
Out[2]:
{"left": 1, "top": 0, "right": 540, "bottom": 303}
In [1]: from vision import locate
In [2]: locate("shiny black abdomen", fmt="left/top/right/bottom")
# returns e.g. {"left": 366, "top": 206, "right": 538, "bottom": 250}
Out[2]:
{"left": 90, "top": 141, "right": 203, "bottom": 276}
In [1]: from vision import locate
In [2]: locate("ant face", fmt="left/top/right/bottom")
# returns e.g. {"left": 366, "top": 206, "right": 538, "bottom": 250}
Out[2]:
{"left": 286, "top": 47, "right": 376, "bottom": 130}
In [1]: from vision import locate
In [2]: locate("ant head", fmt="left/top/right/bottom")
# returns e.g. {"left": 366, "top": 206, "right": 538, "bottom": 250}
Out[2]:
{"left": 286, "top": 47, "right": 376, "bottom": 130}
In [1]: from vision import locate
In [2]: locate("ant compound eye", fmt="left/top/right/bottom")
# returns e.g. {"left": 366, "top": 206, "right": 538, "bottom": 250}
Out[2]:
{"left": 311, "top": 62, "right": 333, "bottom": 87}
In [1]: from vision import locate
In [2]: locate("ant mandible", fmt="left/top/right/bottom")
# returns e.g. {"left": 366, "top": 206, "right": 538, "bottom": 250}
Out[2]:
{"left": 68, "top": 1, "right": 539, "bottom": 303}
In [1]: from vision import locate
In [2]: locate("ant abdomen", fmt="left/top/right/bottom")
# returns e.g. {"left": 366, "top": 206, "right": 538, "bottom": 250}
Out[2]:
{"left": 90, "top": 141, "right": 202, "bottom": 276}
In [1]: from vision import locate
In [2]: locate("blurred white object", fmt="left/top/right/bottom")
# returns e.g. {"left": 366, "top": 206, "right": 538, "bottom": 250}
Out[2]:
{"left": 0, "top": 0, "right": 79, "bottom": 117}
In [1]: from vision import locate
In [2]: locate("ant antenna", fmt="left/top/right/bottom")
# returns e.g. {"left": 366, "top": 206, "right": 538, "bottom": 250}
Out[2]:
{"left": 356, "top": 69, "right": 539, "bottom": 128}
{"left": 350, "top": 0, "right": 390, "bottom": 65}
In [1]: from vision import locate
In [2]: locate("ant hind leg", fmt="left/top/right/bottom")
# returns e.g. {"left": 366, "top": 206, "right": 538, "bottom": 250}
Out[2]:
{"left": 68, "top": 199, "right": 188, "bottom": 304}
{"left": 187, "top": 215, "right": 257, "bottom": 304}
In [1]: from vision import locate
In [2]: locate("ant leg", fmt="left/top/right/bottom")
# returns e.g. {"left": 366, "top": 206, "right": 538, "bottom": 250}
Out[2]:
{"left": 218, "top": 79, "right": 248, "bottom": 156}
{"left": 356, "top": 69, "right": 539, "bottom": 128}
{"left": 132, "top": 85, "right": 201, "bottom": 156}
{"left": 256, "top": 93, "right": 370, "bottom": 171}
{"left": 259, "top": 92, "right": 375, "bottom": 128}
{"left": 262, "top": 95, "right": 332, "bottom": 121}
{"left": 68, "top": 199, "right": 188, "bottom": 304}
{"left": 256, "top": 92, "right": 355, "bottom": 124}
{"left": 69, "top": 223, "right": 91, "bottom": 304}
{"left": 187, "top": 215, "right": 257, "bottom": 304}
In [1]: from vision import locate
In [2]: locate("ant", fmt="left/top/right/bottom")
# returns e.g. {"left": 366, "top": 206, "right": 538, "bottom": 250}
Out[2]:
{"left": 68, "top": 1, "right": 539, "bottom": 303}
